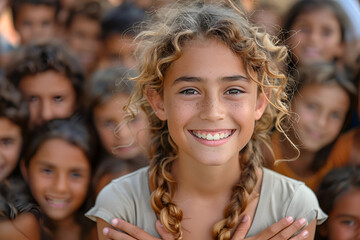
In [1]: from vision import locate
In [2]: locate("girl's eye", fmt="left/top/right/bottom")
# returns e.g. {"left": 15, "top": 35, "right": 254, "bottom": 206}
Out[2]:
{"left": 0, "top": 138, "right": 14, "bottom": 146}
{"left": 53, "top": 96, "right": 64, "bottom": 103}
{"left": 306, "top": 103, "right": 317, "bottom": 111}
{"left": 104, "top": 120, "right": 117, "bottom": 130}
{"left": 225, "top": 88, "right": 243, "bottom": 95}
{"left": 179, "top": 89, "right": 199, "bottom": 95}
{"left": 28, "top": 96, "right": 39, "bottom": 103}
{"left": 70, "top": 172, "right": 82, "bottom": 179}
{"left": 330, "top": 111, "right": 342, "bottom": 120}
{"left": 322, "top": 28, "right": 333, "bottom": 37}
{"left": 340, "top": 219, "right": 356, "bottom": 227}
{"left": 41, "top": 168, "right": 53, "bottom": 175}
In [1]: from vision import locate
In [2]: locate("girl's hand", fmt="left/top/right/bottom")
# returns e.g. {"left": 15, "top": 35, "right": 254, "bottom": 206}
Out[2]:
{"left": 232, "top": 215, "right": 312, "bottom": 240}
{"left": 101, "top": 218, "right": 175, "bottom": 240}
{"left": 100, "top": 215, "right": 313, "bottom": 240}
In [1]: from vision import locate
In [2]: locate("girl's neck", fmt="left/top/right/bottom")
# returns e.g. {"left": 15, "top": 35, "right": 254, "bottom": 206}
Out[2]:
{"left": 49, "top": 216, "right": 81, "bottom": 240}
{"left": 171, "top": 154, "right": 242, "bottom": 197}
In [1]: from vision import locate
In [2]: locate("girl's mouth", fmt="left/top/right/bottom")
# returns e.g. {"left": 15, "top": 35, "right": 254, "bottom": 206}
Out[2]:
{"left": 189, "top": 129, "right": 235, "bottom": 141}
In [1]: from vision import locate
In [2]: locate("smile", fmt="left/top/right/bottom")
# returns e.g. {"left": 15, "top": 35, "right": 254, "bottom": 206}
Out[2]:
{"left": 190, "top": 129, "right": 234, "bottom": 141}
{"left": 46, "top": 196, "right": 69, "bottom": 208}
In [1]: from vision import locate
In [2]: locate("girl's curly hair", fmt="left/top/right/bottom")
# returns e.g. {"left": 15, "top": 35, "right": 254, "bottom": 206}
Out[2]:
{"left": 125, "top": 0, "right": 292, "bottom": 239}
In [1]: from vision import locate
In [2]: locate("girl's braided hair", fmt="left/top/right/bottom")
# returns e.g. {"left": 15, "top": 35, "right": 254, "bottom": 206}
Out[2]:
{"left": 125, "top": 0, "right": 291, "bottom": 239}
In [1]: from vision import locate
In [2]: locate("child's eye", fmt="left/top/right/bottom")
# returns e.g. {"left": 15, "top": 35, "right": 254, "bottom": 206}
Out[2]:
{"left": 41, "top": 168, "right": 53, "bottom": 175}
{"left": 70, "top": 172, "right": 82, "bottom": 179}
{"left": 0, "top": 138, "right": 14, "bottom": 147}
{"left": 306, "top": 103, "right": 317, "bottom": 111}
{"left": 53, "top": 96, "right": 64, "bottom": 103}
{"left": 179, "top": 89, "right": 199, "bottom": 95}
{"left": 225, "top": 88, "right": 243, "bottom": 95}
{"left": 104, "top": 120, "right": 117, "bottom": 130}
{"left": 330, "top": 111, "right": 342, "bottom": 120}
{"left": 42, "top": 20, "right": 52, "bottom": 28}
{"left": 28, "top": 96, "right": 39, "bottom": 103}
{"left": 322, "top": 28, "right": 333, "bottom": 37}
{"left": 340, "top": 219, "right": 356, "bottom": 227}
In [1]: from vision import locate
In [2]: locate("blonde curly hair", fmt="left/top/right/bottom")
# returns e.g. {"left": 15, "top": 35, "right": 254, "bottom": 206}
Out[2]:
{"left": 125, "top": 0, "right": 291, "bottom": 239}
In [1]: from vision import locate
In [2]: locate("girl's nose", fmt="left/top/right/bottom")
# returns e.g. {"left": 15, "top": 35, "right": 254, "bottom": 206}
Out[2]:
{"left": 54, "top": 174, "right": 68, "bottom": 193}
{"left": 199, "top": 95, "right": 225, "bottom": 121}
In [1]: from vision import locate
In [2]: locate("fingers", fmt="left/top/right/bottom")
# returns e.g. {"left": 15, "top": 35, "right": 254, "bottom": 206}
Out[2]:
{"left": 259, "top": 217, "right": 308, "bottom": 240}
{"left": 103, "top": 218, "right": 159, "bottom": 240}
{"left": 231, "top": 215, "right": 252, "bottom": 240}
{"left": 155, "top": 220, "right": 176, "bottom": 240}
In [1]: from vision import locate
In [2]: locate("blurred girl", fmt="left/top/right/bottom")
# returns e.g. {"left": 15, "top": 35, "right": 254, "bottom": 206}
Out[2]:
{"left": 20, "top": 119, "right": 96, "bottom": 240}
{"left": 316, "top": 165, "right": 360, "bottom": 240}
{"left": 266, "top": 62, "right": 356, "bottom": 191}
{"left": 84, "top": 66, "right": 150, "bottom": 161}
{"left": 283, "top": 0, "right": 350, "bottom": 68}
{"left": 87, "top": 1, "right": 326, "bottom": 239}
{"left": 0, "top": 79, "right": 41, "bottom": 239}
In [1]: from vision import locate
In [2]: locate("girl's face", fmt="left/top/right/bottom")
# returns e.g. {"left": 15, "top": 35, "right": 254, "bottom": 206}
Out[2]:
{"left": 291, "top": 83, "right": 349, "bottom": 152}
{"left": 287, "top": 7, "right": 343, "bottom": 66}
{"left": 93, "top": 94, "right": 150, "bottom": 159}
{"left": 325, "top": 189, "right": 360, "bottom": 240}
{"left": 147, "top": 38, "right": 268, "bottom": 167}
{"left": 23, "top": 138, "right": 90, "bottom": 222}
{"left": 0, "top": 118, "right": 22, "bottom": 181}
{"left": 19, "top": 70, "right": 77, "bottom": 128}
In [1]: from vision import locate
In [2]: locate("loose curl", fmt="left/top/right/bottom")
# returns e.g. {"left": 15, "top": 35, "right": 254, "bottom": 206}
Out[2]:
{"left": 125, "top": 1, "right": 291, "bottom": 239}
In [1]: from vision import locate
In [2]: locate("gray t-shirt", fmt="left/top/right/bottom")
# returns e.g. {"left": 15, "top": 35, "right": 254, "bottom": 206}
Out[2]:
{"left": 86, "top": 167, "right": 327, "bottom": 237}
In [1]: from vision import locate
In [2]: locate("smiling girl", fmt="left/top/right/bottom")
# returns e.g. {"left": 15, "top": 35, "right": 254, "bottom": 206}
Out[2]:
{"left": 21, "top": 119, "right": 97, "bottom": 240}
{"left": 87, "top": 1, "right": 327, "bottom": 239}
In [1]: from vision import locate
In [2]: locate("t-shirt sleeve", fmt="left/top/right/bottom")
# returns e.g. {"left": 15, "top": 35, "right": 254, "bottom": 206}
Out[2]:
{"left": 85, "top": 179, "right": 136, "bottom": 224}
{"left": 285, "top": 184, "right": 327, "bottom": 225}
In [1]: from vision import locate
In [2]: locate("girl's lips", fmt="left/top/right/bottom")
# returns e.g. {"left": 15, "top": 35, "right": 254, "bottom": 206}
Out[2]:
{"left": 45, "top": 196, "right": 69, "bottom": 208}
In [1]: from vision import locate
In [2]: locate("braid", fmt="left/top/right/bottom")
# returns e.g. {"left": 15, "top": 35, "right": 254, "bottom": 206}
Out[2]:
{"left": 148, "top": 121, "right": 184, "bottom": 239}
{"left": 212, "top": 150, "right": 258, "bottom": 240}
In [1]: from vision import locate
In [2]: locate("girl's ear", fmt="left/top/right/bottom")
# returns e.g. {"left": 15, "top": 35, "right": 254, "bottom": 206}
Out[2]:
{"left": 255, "top": 90, "right": 269, "bottom": 120}
{"left": 20, "top": 159, "right": 29, "bottom": 182}
{"left": 145, "top": 87, "right": 167, "bottom": 121}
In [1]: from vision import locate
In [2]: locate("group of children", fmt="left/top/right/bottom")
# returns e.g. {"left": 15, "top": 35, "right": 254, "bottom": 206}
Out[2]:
{"left": 0, "top": 0, "right": 359, "bottom": 239}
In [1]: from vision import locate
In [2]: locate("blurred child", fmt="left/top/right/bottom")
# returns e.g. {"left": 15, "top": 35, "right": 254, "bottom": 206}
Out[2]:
{"left": 99, "top": 1, "right": 145, "bottom": 69}
{"left": 11, "top": 0, "right": 60, "bottom": 45}
{"left": 327, "top": 68, "right": 360, "bottom": 165}
{"left": 20, "top": 118, "right": 96, "bottom": 240}
{"left": 84, "top": 66, "right": 150, "bottom": 160}
{"left": 0, "top": 78, "right": 41, "bottom": 239}
{"left": 266, "top": 62, "right": 356, "bottom": 191}
{"left": 316, "top": 165, "right": 360, "bottom": 240}
{"left": 283, "top": 0, "right": 350, "bottom": 68}
{"left": 5, "top": 40, "right": 85, "bottom": 128}
{"left": 65, "top": 1, "right": 102, "bottom": 77}
{"left": 92, "top": 154, "right": 148, "bottom": 197}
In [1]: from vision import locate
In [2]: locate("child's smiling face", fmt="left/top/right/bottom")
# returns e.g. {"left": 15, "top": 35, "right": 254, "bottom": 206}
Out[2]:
{"left": 23, "top": 138, "right": 90, "bottom": 221}
{"left": 0, "top": 118, "right": 22, "bottom": 182}
{"left": 291, "top": 83, "right": 349, "bottom": 152}
{"left": 287, "top": 7, "right": 343, "bottom": 66}
{"left": 147, "top": 38, "right": 268, "bottom": 167}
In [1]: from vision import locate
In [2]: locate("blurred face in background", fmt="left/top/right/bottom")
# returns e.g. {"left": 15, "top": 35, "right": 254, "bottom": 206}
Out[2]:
{"left": 19, "top": 71, "right": 77, "bottom": 128}
{"left": 93, "top": 93, "right": 150, "bottom": 159}
{"left": 14, "top": 3, "right": 56, "bottom": 44}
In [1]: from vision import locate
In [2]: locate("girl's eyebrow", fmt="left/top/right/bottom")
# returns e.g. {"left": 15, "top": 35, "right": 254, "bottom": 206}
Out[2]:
{"left": 173, "top": 75, "right": 249, "bottom": 85}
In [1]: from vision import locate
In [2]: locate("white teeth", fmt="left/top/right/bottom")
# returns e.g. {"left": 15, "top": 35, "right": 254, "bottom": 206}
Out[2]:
{"left": 192, "top": 131, "right": 232, "bottom": 140}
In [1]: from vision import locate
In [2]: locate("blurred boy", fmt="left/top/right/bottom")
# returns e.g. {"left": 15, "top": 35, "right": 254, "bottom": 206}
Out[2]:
{"left": 11, "top": 0, "right": 60, "bottom": 45}
{"left": 65, "top": 1, "right": 102, "bottom": 77}
{"left": 5, "top": 40, "right": 85, "bottom": 128}
{"left": 99, "top": 1, "right": 145, "bottom": 69}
